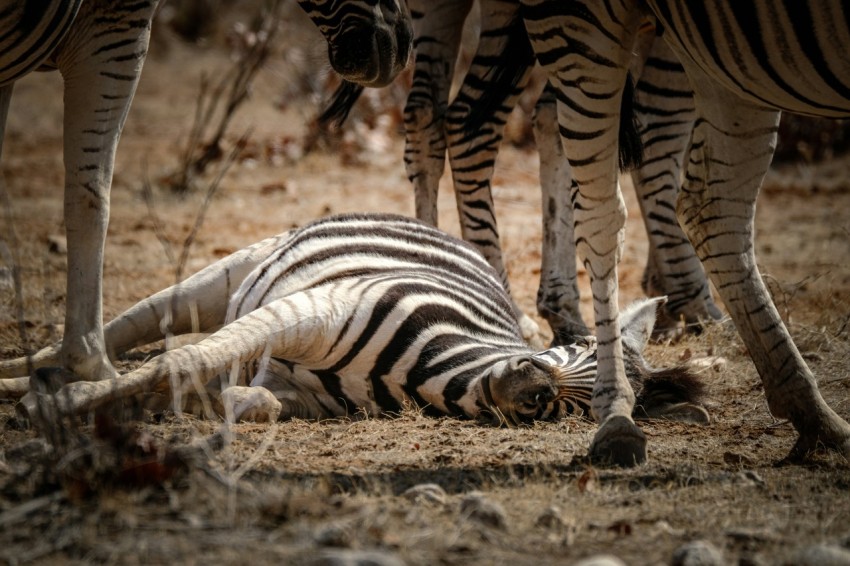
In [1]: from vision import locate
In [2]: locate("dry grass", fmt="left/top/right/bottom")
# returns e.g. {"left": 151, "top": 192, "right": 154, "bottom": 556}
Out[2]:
{"left": 1, "top": 7, "right": 849, "bottom": 565}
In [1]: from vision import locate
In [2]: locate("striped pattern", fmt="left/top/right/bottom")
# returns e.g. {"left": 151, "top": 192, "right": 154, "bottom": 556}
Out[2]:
{"left": 0, "top": 0, "right": 162, "bottom": 384}
{"left": 302, "top": 0, "right": 413, "bottom": 87}
{"left": 2, "top": 214, "right": 705, "bottom": 426}
{"left": 0, "top": 0, "right": 412, "bottom": 385}
{"left": 322, "top": 0, "right": 720, "bottom": 343}
{"left": 0, "top": 0, "right": 82, "bottom": 85}
{"left": 216, "top": 213, "right": 546, "bottom": 421}
{"left": 524, "top": 0, "right": 850, "bottom": 460}
{"left": 630, "top": 37, "right": 721, "bottom": 332}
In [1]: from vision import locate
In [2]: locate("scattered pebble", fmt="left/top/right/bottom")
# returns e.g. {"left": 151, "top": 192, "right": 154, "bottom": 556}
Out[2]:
{"left": 672, "top": 540, "right": 724, "bottom": 566}
{"left": 459, "top": 492, "right": 507, "bottom": 530}
{"left": 402, "top": 483, "right": 447, "bottom": 506}
{"left": 689, "top": 356, "right": 727, "bottom": 372}
{"left": 572, "top": 555, "right": 627, "bottom": 566}
{"left": 535, "top": 505, "right": 566, "bottom": 529}
{"left": 789, "top": 544, "right": 850, "bottom": 566}
{"left": 314, "top": 522, "right": 353, "bottom": 548}
{"left": 303, "top": 549, "right": 406, "bottom": 566}
{"left": 47, "top": 234, "right": 67, "bottom": 254}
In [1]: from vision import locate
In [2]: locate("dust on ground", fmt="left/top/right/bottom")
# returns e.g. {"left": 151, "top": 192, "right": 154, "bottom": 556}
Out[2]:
{"left": 1, "top": 10, "right": 849, "bottom": 566}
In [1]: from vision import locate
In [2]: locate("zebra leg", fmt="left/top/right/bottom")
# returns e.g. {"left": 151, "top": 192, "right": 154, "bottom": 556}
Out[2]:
{"left": 18, "top": 286, "right": 350, "bottom": 428}
{"left": 52, "top": 1, "right": 158, "bottom": 382}
{"left": 532, "top": 83, "right": 589, "bottom": 343}
{"left": 402, "top": 0, "right": 473, "bottom": 226}
{"left": 445, "top": 0, "right": 540, "bottom": 344}
{"left": 678, "top": 70, "right": 850, "bottom": 460}
{"left": 0, "top": 233, "right": 286, "bottom": 398}
{"left": 631, "top": 38, "right": 721, "bottom": 337}
{"left": 523, "top": 0, "right": 647, "bottom": 466}
{"left": 445, "top": 0, "right": 532, "bottom": 288}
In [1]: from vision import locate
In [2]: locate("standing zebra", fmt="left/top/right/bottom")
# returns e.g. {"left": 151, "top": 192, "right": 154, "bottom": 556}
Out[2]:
{"left": 3, "top": 213, "right": 707, "bottom": 430}
{"left": 321, "top": 0, "right": 721, "bottom": 343}
{"left": 0, "top": 1, "right": 412, "bottom": 383}
{"left": 522, "top": 0, "right": 850, "bottom": 464}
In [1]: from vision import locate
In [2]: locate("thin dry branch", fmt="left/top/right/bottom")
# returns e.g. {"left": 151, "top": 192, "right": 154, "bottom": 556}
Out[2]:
{"left": 169, "top": 0, "right": 281, "bottom": 194}
{"left": 0, "top": 168, "right": 33, "bottom": 373}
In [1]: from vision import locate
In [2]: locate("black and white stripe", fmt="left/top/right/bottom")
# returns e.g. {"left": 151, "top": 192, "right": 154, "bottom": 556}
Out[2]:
{"left": 0, "top": 0, "right": 412, "bottom": 386}
{"left": 320, "top": 0, "right": 722, "bottom": 344}
{"left": 3, "top": 214, "right": 705, "bottom": 428}
{"left": 522, "top": 0, "right": 850, "bottom": 462}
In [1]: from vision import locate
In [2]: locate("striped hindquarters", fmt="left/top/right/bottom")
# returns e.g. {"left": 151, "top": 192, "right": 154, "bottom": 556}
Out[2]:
{"left": 648, "top": 1, "right": 850, "bottom": 116}
{"left": 0, "top": 0, "right": 82, "bottom": 85}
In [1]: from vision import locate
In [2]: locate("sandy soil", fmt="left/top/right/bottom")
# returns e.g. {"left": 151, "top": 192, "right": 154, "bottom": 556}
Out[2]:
{"left": 1, "top": 8, "right": 849, "bottom": 565}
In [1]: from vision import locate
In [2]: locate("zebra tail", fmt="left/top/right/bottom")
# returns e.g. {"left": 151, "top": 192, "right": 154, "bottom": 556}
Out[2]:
{"left": 633, "top": 365, "right": 705, "bottom": 414}
{"left": 618, "top": 72, "right": 644, "bottom": 171}
{"left": 463, "top": 13, "right": 536, "bottom": 135}
{"left": 317, "top": 81, "right": 366, "bottom": 130}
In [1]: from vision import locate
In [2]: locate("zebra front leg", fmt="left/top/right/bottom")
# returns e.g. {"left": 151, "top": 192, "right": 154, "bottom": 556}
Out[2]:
{"left": 631, "top": 38, "right": 721, "bottom": 337}
{"left": 54, "top": 0, "right": 159, "bottom": 381}
{"left": 402, "top": 0, "right": 473, "bottom": 226}
{"left": 19, "top": 286, "right": 348, "bottom": 428}
{"left": 679, "top": 73, "right": 850, "bottom": 460}
{"left": 523, "top": 0, "right": 646, "bottom": 466}
{"left": 532, "top": 83, "right": 588, "bottom": 343}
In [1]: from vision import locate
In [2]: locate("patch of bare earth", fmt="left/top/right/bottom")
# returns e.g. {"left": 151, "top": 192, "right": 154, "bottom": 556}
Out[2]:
{"left": 1, "top": 16, "right": 849, "bottom": 566}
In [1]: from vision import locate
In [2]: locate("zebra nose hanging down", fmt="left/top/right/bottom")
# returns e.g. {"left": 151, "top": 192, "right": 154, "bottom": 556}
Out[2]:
{"left": 318, "top": 0, "right": 413, "bottom": 87}
{"left": 2, "top": 213, "right": 706, "bottom": 438}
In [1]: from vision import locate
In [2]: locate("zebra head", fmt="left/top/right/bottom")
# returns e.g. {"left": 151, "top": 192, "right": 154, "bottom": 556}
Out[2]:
{"left": 298, "top": 0, "right": 413, "bottom": 87}
{"left": 479, "top": 355, "right": 560, "bottom": 426}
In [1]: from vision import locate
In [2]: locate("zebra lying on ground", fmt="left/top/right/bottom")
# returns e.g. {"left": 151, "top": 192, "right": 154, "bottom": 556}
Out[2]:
{"left": 320, "top": 0, "right": 721, "bottom": 344}
{"left": 0, "top": 0, "right": 412, "bottom": 385}
{"left": 522, "top": 0, "right": 850, "bottom": 464}
{"left": 3, "top": 213, "right": 707, "bottom": 436}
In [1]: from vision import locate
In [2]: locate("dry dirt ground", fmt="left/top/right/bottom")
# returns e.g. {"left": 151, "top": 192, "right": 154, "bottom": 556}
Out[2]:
{"left": 1, "top": 9, "right": 849, "bottom": 566}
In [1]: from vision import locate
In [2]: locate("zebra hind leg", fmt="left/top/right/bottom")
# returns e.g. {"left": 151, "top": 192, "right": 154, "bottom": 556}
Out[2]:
{"left": 532, "top": 83, "right": 589, "bottom": 344}
{"left": 679, "top": 70, "right": 850, "bottom": 460}
{"left": 18, "top": 289, "right": 346, "bottom": 432}
{"left": 631, "top": 38, "right": 722, "bottom": 339}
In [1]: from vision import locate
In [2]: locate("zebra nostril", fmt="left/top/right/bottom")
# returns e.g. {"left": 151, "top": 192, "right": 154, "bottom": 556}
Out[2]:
{"left": 330, "top": 28, "right": 377, "bottom": 76}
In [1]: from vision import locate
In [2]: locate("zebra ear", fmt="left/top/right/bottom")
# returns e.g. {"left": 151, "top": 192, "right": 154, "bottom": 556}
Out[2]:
{"left": 620, "top": 297, "right": 666, "bottom": 355}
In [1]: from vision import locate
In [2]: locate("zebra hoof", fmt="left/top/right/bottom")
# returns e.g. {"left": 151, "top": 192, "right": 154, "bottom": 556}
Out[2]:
{"left": 219, "top": 386, "right": 282, "bottom": 422}
{"left": 589, "top": 415, "right": 647, "bottom": 467}
{"left": 784, "top": 427, "right": 850, "bottom": 463}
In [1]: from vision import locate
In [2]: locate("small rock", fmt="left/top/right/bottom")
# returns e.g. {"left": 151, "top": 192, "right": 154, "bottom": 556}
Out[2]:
{"left": 723, "top": 451, "right": 755, "bottom": 466}
{"left": 314, "top": 523, "right": 353, "bottom": 548}
{"left": 535, "top": 505, "right": 566, "bottom": 529}
{"left": 47, "top": 234, "right": 67, "bottom": 254}
{"left": 572, "top": 555, "right": 627, "bottom": 566}
{"left": 672, "top": 540, "right": 724, "bottom": 566}
{"left": 402, "top": 483, "right": 447, "bottom": 506}
{"left": 690, "top": 356, "right": 727, "bottom": 372}
{"left": 303, "top": 549, "right": 406, "bottom": 566}
{"left": 459, "top": 492, "right": 507, "bottom": 530}
{"left": 788, "top": 544, "right": 850, "bottom": 566}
